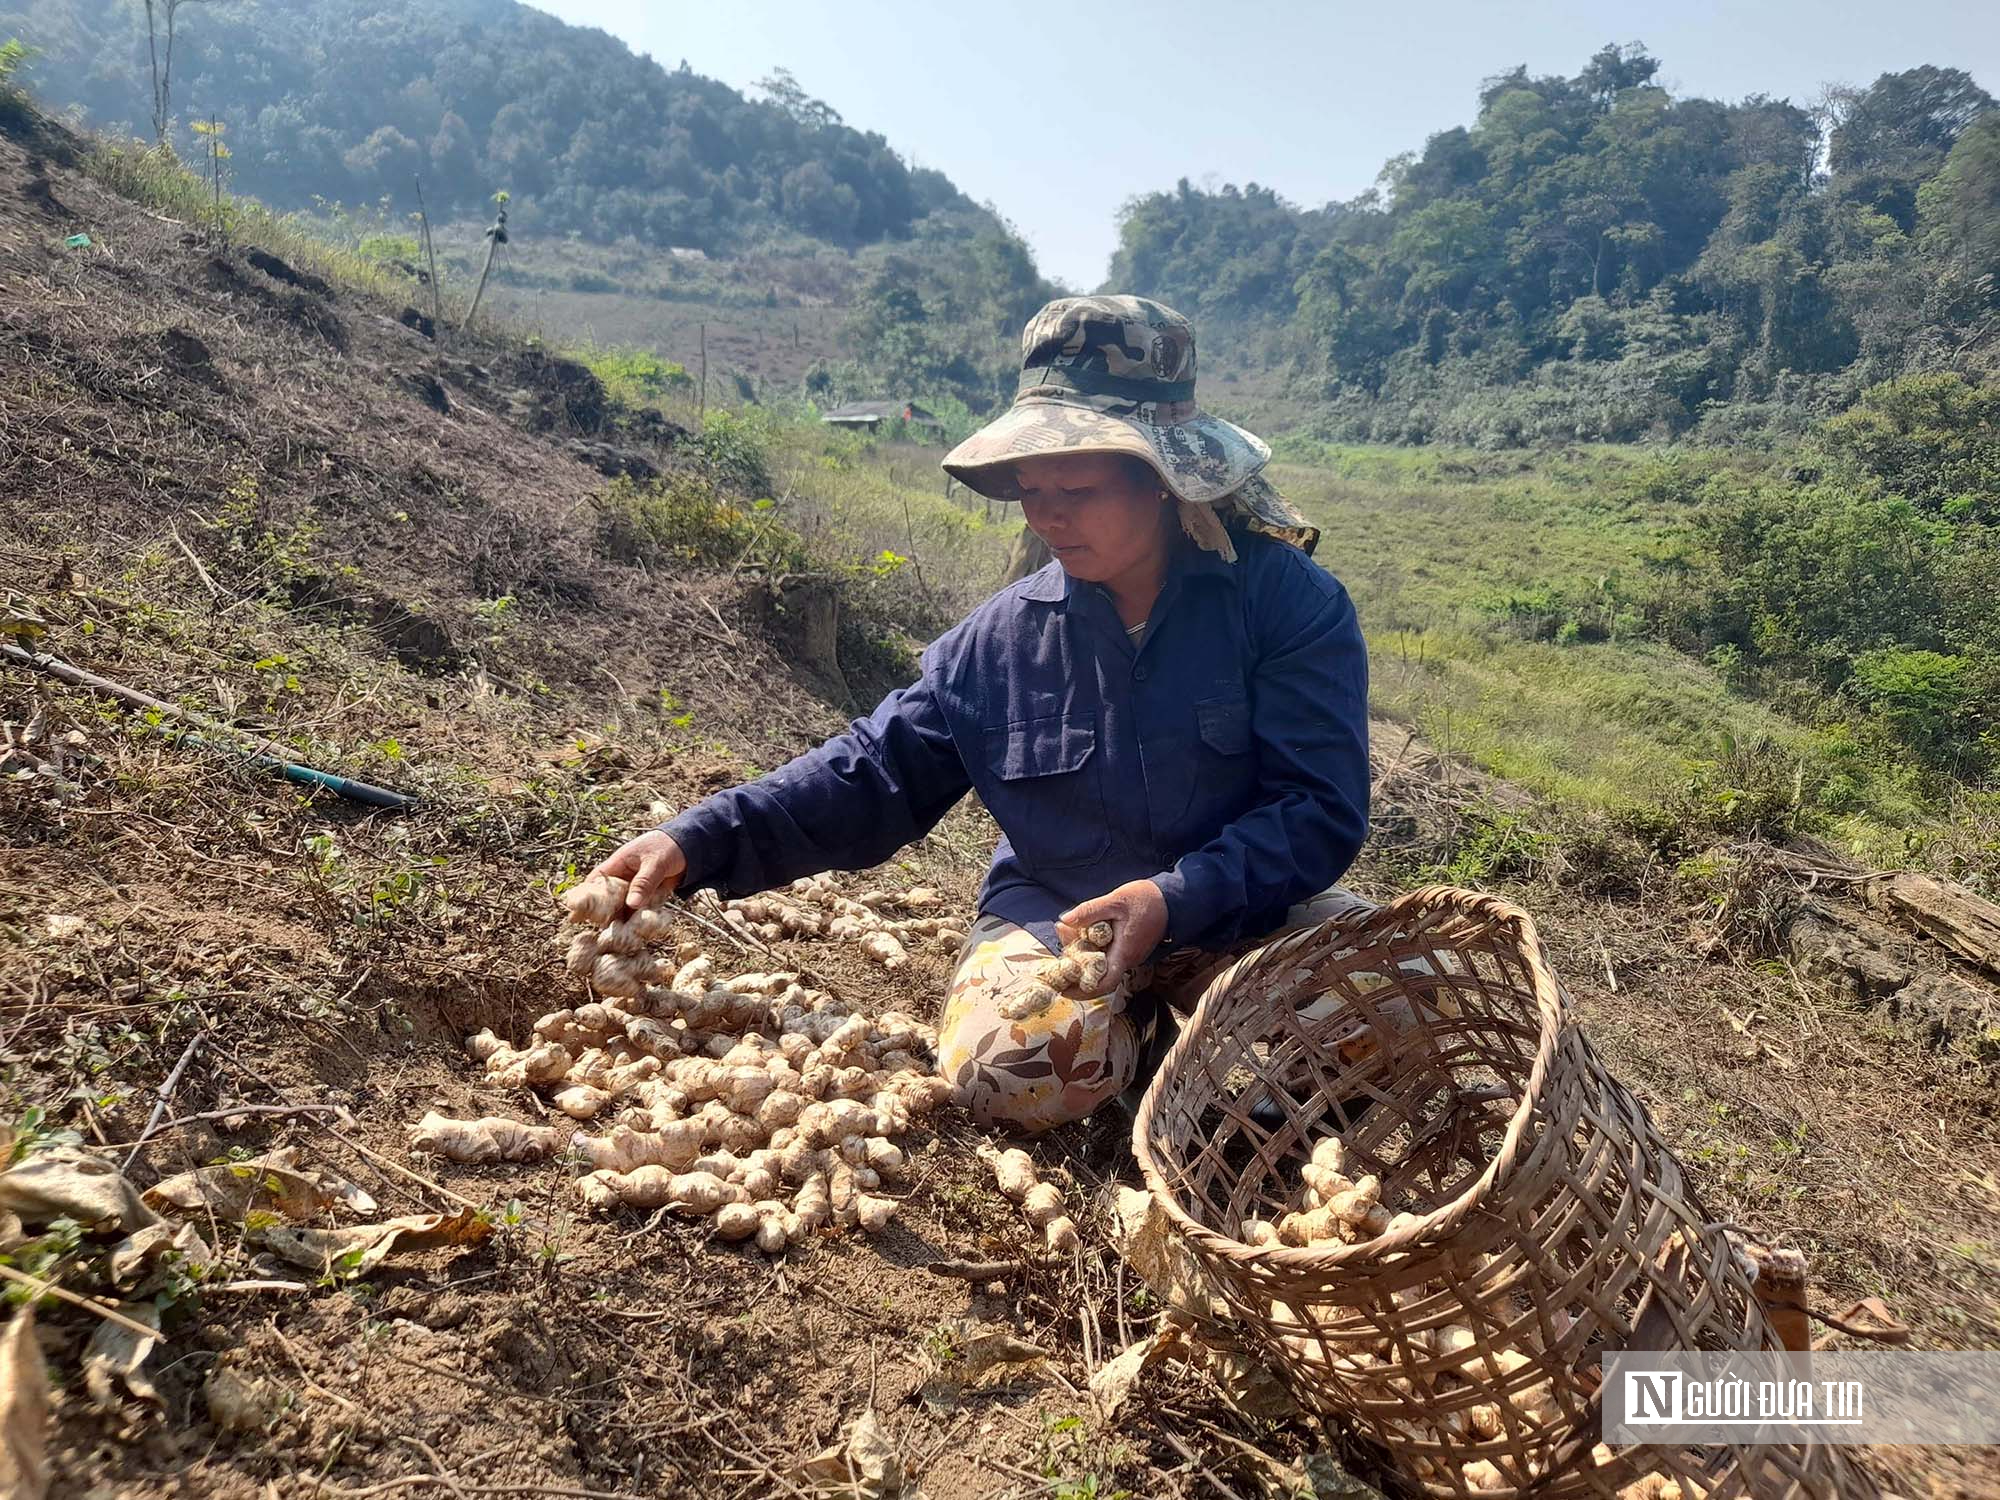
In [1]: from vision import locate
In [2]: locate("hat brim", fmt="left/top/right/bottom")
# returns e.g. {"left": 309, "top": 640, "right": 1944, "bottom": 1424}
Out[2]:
{"left": 942, "top": 396, "right": 1270, "bottom": 507}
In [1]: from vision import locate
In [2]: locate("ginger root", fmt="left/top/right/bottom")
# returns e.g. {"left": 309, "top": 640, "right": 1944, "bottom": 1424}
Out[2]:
{"left": 982, "top": 1146, "right": 1078, "bottom": 1255}
{"left": 1020, "top": 1181, "right": 1065, "bottom": 1229}
{"left": 856, "top": 931, "right": 908, "bottom": 970}
{"left": 1001, "top": 918, "right": 1122, "bottom": 1018}
{"left": 982, "top": 1145, "right": 1038, "bottom": 1202}
{"left": 577, "top": 1167, "right": 747, "bottom": 1213}
{"left": 995, "top": 981, "right": 1061, "bottom": 1022}
{"left": 409, "top": 1113, "right": 556, "bottom": 1164}
{"left": 563, "top": 876, "right": 629, "bottom": 926}
{"left": 552, "top": 1084, "right": 613, "bottom": 1120}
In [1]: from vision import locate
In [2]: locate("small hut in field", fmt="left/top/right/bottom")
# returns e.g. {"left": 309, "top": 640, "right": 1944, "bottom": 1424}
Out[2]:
{"left": 820, "top": 399, "right": 941, "bottom": 437}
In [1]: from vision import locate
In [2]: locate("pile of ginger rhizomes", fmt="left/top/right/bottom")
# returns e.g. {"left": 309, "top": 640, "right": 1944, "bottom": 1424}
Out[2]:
{"left": 420, "top": 872, "right": 954, "bottom": 1255}
{"left": 715, "top": 872, "right": 968, "bottom": 972}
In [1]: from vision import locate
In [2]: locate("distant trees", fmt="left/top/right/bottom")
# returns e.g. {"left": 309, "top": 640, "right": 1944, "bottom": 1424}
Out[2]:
{"left": 1831, "top": 65, "right": 1993, "bottom": 228}
{"left": 754, "top": 67, "right": 842, "bottom": 130}
{"left": 1920, "top": 112, "right": 2000, "bottom": 283}
{"left": 1105, "top": 46, "right": 1997, "bottom": 443}
{"left": 9, "top": 0, "right": 996, "bottom": 255}
{"left": 341, "top": 124, "right": 421, "bottom": 192}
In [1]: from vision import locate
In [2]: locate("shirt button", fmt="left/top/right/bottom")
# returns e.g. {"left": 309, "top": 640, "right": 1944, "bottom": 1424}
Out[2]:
{"left": 1134, "top": 666, "right": 1149, "bottom": 682}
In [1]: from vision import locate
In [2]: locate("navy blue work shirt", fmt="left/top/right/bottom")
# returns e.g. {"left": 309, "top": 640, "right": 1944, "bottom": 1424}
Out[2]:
{"left": 661, "top": 528, "right": 1370, "bottom": 956}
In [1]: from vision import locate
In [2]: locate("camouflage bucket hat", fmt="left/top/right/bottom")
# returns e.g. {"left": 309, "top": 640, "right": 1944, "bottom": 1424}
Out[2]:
{"left": 942, "top": 295, "right": 1313, "bottom": 551}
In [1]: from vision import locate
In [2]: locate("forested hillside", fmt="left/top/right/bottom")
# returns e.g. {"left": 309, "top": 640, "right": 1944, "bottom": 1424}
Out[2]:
{"left": 0, "top": 0, "right": 984, "bottom": 252}
{"left": 1110, "top": 45, "right": 2000, "bottom": 444}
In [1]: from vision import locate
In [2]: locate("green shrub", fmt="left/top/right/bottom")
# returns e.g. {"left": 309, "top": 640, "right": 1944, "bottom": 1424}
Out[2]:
{"left": 0, "top": 37, "right": 27, "bottom": 92}
{"left": 691, "top": 409, "right": 773, "bottom": 494}
{"left": 1625, "top": 450, "right": 1720, "bottom": 506}
{"left": 1705, "top": 642, "right": 1749, "bottom": 687}
{"left": 1441, "top": 810, "right": 1551, "bottom": 883}
{"left": 592, "top": 475, "right": 803, "bottom": 571}
{"left": 1818, "top": 373, "right": 2000, "bottom": 519}
{"left": 1678, "top": 733, "right": 1818, "bottom": 842}
{"left": 356, "top": 232, "right": 420, "bottom": 263}
{"left": 0, "top": 39, "right": 24, "bottom": 129}
{"left": 1846, "top": 647, "right": 1990, "bottom": 772}
{"left": 579, "top": 346, "right": 693, "bottom": 409}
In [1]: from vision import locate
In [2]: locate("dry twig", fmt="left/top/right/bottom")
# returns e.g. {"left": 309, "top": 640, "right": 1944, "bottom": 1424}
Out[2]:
{"left": 0, "top": 1262, "right": 157, "bottom": 1338}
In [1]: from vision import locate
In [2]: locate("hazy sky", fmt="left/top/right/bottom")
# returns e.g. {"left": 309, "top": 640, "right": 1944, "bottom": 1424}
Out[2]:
{"left": 525, "top": 1, "right": 2000, "bottom": 290}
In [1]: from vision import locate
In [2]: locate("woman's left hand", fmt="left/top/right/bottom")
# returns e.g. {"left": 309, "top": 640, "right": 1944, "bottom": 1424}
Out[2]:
{"left": 1058, "top": 879, "right": 1169, "bottom": 996}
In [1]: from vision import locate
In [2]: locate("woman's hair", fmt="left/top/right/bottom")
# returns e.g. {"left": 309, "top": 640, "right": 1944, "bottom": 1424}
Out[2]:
{"left": 1117, "top": 455, "right": 1167, "bottom": 496}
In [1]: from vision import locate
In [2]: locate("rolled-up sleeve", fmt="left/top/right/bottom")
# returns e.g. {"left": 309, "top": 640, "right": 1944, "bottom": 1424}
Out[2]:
{"left": 1149, "top": 570, "right": 1369, "bottom": 949}
{"left": 660, "top": 662, "right": 971, "bottom": 898}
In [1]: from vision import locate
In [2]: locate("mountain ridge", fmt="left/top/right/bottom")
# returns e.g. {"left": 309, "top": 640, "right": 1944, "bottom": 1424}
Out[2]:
{"left": 0, "top": 0, "right": 1009, "bottom": 256}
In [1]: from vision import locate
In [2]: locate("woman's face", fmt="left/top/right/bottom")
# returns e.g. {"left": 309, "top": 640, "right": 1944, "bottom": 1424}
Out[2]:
{"left": 1014, "top": 453, "right": 1171, "bottom": 586}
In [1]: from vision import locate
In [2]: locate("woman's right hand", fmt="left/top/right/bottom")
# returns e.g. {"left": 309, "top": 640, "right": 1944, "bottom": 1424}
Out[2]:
{"left": 588, "top": 830, "right": 687, "bottom": 909}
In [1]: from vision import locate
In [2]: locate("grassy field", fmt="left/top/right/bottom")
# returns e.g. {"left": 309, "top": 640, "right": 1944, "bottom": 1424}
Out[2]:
{"left": 1270, "top": 446, "right": 1945, "bottom": 860}
{"left": 767, "top": 428, "right": 1020, "bottom": 600}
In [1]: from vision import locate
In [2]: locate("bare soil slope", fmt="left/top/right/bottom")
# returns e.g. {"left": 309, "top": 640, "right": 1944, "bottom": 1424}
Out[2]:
{"left": 2, "top": 122, "right": 1996, "bottom": 1500}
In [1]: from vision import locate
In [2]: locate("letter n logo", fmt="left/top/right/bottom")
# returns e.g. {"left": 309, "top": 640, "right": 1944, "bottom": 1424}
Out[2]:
{"left": 1625, "top": 1371, "right": 1681, "bottom": 1423}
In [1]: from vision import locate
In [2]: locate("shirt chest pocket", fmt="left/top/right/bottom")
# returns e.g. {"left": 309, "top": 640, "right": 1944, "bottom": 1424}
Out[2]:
{"left": 1195, "top": 697, "right": 1253, "bottom": 756}
{"left": 1145, "top": 692, "right": 1257, "bottom": 848}
{"left": 980, "top": 712, "right": 1110, "bottom": 870}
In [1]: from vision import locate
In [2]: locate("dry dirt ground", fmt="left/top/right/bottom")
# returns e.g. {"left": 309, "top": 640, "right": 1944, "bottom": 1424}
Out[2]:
{"left": 2, "top": 118, "right": 1997, "bottom": 1500}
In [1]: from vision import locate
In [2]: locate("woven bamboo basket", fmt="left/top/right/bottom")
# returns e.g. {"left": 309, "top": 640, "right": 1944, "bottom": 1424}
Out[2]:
{"left": 1131, "top": 887, "right": 1872, "bottom": 1500}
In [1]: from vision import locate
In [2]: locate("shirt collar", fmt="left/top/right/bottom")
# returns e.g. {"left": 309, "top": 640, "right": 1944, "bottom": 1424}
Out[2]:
{"left": 1018, "top": 560, "right": 1070, "bottom": 604}
{"left": 1172, "top": 532, "right": 1240, "bottom": 587}
{"left": 1015, "top": 531, "right": 1241, "bottom": 608}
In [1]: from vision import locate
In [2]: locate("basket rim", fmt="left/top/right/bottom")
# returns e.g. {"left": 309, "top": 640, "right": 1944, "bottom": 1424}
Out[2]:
{"left": 1129, "top": 884, "right": 1568, "bottom": 1272}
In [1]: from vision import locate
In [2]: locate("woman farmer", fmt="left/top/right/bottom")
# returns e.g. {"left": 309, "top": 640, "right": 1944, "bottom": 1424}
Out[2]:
{"left": 588, "top": 295, "right": 1371, "bottom": 1132}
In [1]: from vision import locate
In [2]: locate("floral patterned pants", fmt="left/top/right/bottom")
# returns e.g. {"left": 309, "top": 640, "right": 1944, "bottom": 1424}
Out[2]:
{"left": 936, "top": 888, "right": 1377, "bottom": 1133}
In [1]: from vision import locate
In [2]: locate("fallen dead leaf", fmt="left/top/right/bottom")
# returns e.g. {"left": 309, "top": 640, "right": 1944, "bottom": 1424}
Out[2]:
{"left": 144, "top": 1148, "right": 336, "bottom": 1221}
{"left": 0, "top": 1150, "right": 160, "bottom": 1234}
{"left": 314, "top": 1165, "right": 379, "bottom": 1216}
{"left": 1087, "top": 1325, "right": 1183, "bottom": 1420}
{"left": 1104, "top": 1184, "right": 1224, "bottom": 1322}
{"left": 83, "top": 1303, "right": 161, "bottom": 1410}
{"left": 106, "top": 1220, "right": 214, "bottom": 1288}
{"left": 0, "top": 1309, "right": 49, "bottom": 1500}
{"left": 1204, "top": 1341, "right": 1302, "bottom": 1424}
{"left": 255, "top": 1209, "right": 491, "bottom": 1276}
{"left": 917, "top": 1319, "right": 1047, "bottom": 1408}
{"left": 203, "top": 1365, "right": 274, "bottom": 1435}
{"left": 791, "top": 1409, "right": 904, "bottom": 1498}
